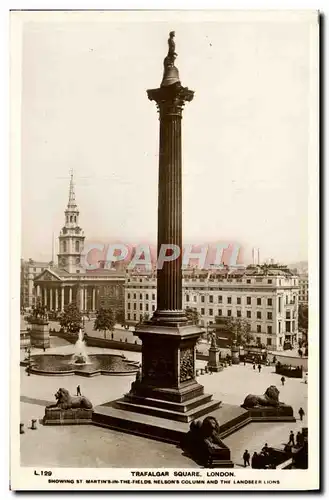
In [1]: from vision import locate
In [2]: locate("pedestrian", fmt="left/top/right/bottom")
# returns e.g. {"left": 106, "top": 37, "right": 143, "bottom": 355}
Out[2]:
{"left": 43, "top": 346, "right": 46, "bottom": 352}
{"left": 243, "top": 359, "right": 246, "bottom": 366}
{"left": 296, "top": 431, "right": 302, "bottom": 447}
{"left": 76, "top": 385, "right": 81, "bottom": 396}
{"left": 288, "top": 430, "right": 295, "bottom": 447}
{"left": 281, "top": 376, "right": 285, "bottom": 386}
{"left": 251, "top": 452, "right": 259, "bottom": 469}
{"left": 243, "top": 449, "right": 250, "bottom": 467}
{"left": 273, "top": 355, "right": 277, "bottom": 364}
{"left": 258, "top": 364, "right": 261, "bottom": 373}
{"left": 262, "top": 443, "right": 269, "bottom": 454}
{"left": 253, "top": 363, "right": 256, "bottom": 370}
{"left": 298, "top": 407, "right": 305, "bottom": 421}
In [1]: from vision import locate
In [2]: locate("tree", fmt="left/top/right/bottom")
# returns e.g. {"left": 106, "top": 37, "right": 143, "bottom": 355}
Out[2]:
{"left": 115, "top": 308, "right": 125, "bottom": 326}
{"left": 94, "top": 307, "right": 115, "bottom": 339}
{"left": 298, "top": 303, "right": 308, "bottom": 333}
{"left": 59, "top": 302, "right": 82, "bottom": 333}
{"left": 185, "top": 307, "right": 200, "bottom": 325}
{"left": 222, "top": 317, "right": 253, "bottom": 346}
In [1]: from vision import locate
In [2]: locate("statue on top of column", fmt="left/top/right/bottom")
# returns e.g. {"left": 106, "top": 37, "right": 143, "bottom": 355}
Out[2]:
{"left": 161, "top": 31, "right": 181, "bottom": 88}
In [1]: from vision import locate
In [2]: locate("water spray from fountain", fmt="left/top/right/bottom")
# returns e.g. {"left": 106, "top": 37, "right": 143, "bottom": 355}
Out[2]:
{"left": 71, "top": 329, "right": 90, "bottom": 365}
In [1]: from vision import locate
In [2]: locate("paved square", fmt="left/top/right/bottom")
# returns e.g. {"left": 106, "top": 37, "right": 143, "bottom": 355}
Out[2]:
{"left": 20, "top": 341, "right": 307, "bottom": 468}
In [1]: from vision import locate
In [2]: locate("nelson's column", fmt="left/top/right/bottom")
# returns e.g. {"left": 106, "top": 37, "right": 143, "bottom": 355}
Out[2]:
{"left": 94, "top": 32, "right": 221, "bottom": 442}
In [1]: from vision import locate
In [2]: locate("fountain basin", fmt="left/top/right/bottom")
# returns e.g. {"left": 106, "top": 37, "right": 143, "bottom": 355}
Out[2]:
{"left": 21, "top": 353, "right": 139, "bottom": 377}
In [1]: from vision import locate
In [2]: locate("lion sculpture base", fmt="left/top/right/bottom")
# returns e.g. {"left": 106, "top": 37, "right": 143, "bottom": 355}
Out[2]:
{"left": 242, "top": 385, "right": 295, "bottom": 422}
{"left": 43, "top": 388, "right": 93, "bottom": 425}
{"left": 181, "top": 417, "right": 234, "bottom": 468}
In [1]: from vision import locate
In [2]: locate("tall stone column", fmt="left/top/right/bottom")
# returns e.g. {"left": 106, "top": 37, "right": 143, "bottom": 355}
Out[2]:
{"left": 61, "top": 287, "right": 64, "bottom": 311}
{"left": 69, "top": 287, "right": 73, "bottom": 304}
{"left": 80, "top": 287, "right": 84, "bottom": 312}
{"left": 49, "top": 289, "right": 53, "bottom": 311}
{"left": 44, "top": 287, "right": 48, "bottom": 307}
{"left": 125, "top": 32, "right": 219, "bottom": 413}
{"left": 92, "top": 288, "right": 96, "bottom": 311}
{"left": 84, "top": 286, "right": 88, "bottom": 311}
{"left": 55, "top": 288, "right": 59, "bottom": 311}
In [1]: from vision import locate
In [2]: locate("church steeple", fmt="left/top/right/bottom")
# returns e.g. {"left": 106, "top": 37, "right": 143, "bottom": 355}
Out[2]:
{"left": 57, "top": 170, "right": 85, "bottom": 273}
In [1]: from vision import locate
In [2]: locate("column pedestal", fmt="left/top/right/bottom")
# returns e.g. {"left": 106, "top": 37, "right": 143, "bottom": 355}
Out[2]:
{"left": 208, "top": 343, "right": 223, "bottom": 372}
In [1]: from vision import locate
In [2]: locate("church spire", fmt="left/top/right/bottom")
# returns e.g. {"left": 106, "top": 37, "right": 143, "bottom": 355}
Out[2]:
{"left": 67, "top": 169, "right": 77, "bottom": 209}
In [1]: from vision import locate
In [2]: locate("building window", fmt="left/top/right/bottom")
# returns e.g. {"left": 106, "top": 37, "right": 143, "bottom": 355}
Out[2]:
{"left": 237, "top": 310, "right": 241, "bottom": 318}
{"left": 128, "top": 293, "right": 130, "bottom": 299}
{"left": 246, "top": 311, "right": 251, "bottom": 318}
{"left": 227, "top": 297, "right": 232, "bottom": 304}
{"left": 140, "top": 294, "right": 143, "bottom": 300}
{"left": 267, "top": 325, "right": 272, "bottom": 334}
{"left": 218, "top": 296, "right": 222, "bottom": 303}
{"left": 257, "top": 325, "right": 261, "bottom": 333}
{"left": 133, "top": 293, "right": 136, "bottom": 299}
{"left": 146, "top": 294, "right": 149, "bottom": 300}
{"left": 267, "top": 298, "right": 272, "bottom": 306}
{"left": 227, "top": 310, "right": 232, "bottom": 317}
{"left": 285, "top": 321, "right": 291, "bottom": 333}
{"left": 186, "top": 295, "right": 190, "bottom": 302}
{"left": 286, "top": 311, "right": 291, "bottom": 319}
{"left": 209, "top": 295, "right": 213, "bottom": 303}
{"left": 257, "top": 311, "right": 262, "bottom": 319}
{"left": 145, "top": 304, "right": 149, "bottom": 311}
{"left": 152, "top": 305, "right": 155, "bottom": 311}
{"left": 247, "top": 297, "right": 251, "bottom": 305}
{"left": 133, "top": 314, "right": 136, "bottom": 321}
{"left": 267, "top": 338, "right": 272, "bottom": 346}
{"left": 247, "top": 279, "right": 251, "bottom": 284}
{"left": 267, "top": 312, "right": 272, "bottom": 320}
{"left": 268, "top": 279, "right": 272, "bottom": 284}
{"left": 152, "top": 294, "right": 155, "bottom": 300}
{"left": 128, "top": 303, "right": 131, "bottom": 310}
{"left": 257, "top": 298, "right": 262, "bottom": 306}
{"left": 201, "top": 308, "right": 205, "bottom": 315}
{"left": 140, "top": 304, "right": 143, "bottom": 311}
{"left": 133, "top": 303, "right": 136, "bottom": 310}
{"left": 218, "top": 309, "right": 222, "bottom": 316}
{"left": 209, "top": 308, "right": 213, "bottom": 316}
{"left": 63, "top": 241, "right": 67, "bottom": 252}
{"left": 278, "top": 297, "right": 282, "bottom": 313}
{"left": 201, "top": 296, "right": 205, "bottom": 303}
{"left": 278, "top": 321, "right": 281, "bottom": 333}
{"left": 237, "top": 297, "right": 241, "bottom": 305}
{"left": 75, "top": 241, "right": 80, "bottom": 252}
{"left": 256, "top": 336, "right": 261, "bottom": 343}
{"left": 194, "top": 296, "right": 197, "bottom": 302}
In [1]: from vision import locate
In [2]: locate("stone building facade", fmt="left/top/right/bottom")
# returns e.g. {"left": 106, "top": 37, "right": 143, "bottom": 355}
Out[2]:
{"left": 125, "top": 266, "right": 299, "bottom": 351}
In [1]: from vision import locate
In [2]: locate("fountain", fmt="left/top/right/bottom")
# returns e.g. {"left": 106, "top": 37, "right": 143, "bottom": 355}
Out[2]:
{"left": 70, "top": 329, "right": 90, "bottom": 365}
{"left": 21, "top": 328, "right": 140, "bottom": 377}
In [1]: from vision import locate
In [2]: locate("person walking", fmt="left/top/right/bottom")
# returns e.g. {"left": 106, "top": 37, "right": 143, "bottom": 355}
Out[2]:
{"left": 298, "top": 407, "right": 305, "bottom": 421}
{"left": 281, "top": 376, "right": 285, "bottom": 386}
{"left": 296, "top": 431, "right": 302, "bottom": 448}
{"left": 253, "top": 363, "right": 256, "bottom": 370}
{"left": 288, "top": 430, "right": 295, "bottom": 447}
{"left": 76, "top": 385, "right": 81, "bottom": 396}
{"left": 243, "top": 450, "right": 250, "bottom": 467}
{"left": 258, "top": 364, "right": 261, "bottom": 373}
{"left": 251, "top": 452, "right": 259, "bottom": 469}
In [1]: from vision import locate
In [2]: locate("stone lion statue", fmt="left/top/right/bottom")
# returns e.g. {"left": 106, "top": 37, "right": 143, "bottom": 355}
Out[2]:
{"left": 46, "top": 388, "right": 93, "bottom": 410}
{"left": 242, "top": 385, "right": 282, "bottom": 408}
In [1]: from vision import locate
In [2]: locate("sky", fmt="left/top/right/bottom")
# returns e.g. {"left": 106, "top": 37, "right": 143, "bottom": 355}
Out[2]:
{"left": 18, "top": 11, "right": 315, "bottom": 264}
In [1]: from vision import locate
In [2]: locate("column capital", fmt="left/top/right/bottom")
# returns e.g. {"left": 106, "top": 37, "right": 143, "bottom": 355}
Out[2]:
{"left": 147, "top": 83, "right": 194, "bottom": 117}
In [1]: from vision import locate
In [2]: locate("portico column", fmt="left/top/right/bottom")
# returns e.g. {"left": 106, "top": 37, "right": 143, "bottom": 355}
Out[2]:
{"left": 69, "top": 287, "right": 73, "bottom": 304}
{"left": 49, "top": 288, "right": 53, "bottom": 311}
{"left": 92, "top": 288, "right": 96, "bottom": 311}
{"left": 55, "top": 288, "right": 59, "bottom": 311}
{"left": 84, "top": 287, "right": 88, "bottom": 311}
{"left": 80, "top": 287, "right": 84, "bottom": 312}
{"left": 61, "top": 287, "right": 64, "bottom": 311}
{"left": 36, "top": 285, "right": 40, "bottom": 298}
{"left": 44, "top": 287, "right": 48, "bottom": 307}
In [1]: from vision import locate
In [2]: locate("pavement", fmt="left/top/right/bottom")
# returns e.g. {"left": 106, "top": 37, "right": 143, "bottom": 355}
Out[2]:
{"left": 20, "top": 338, "right": 308, "bottom": 468}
